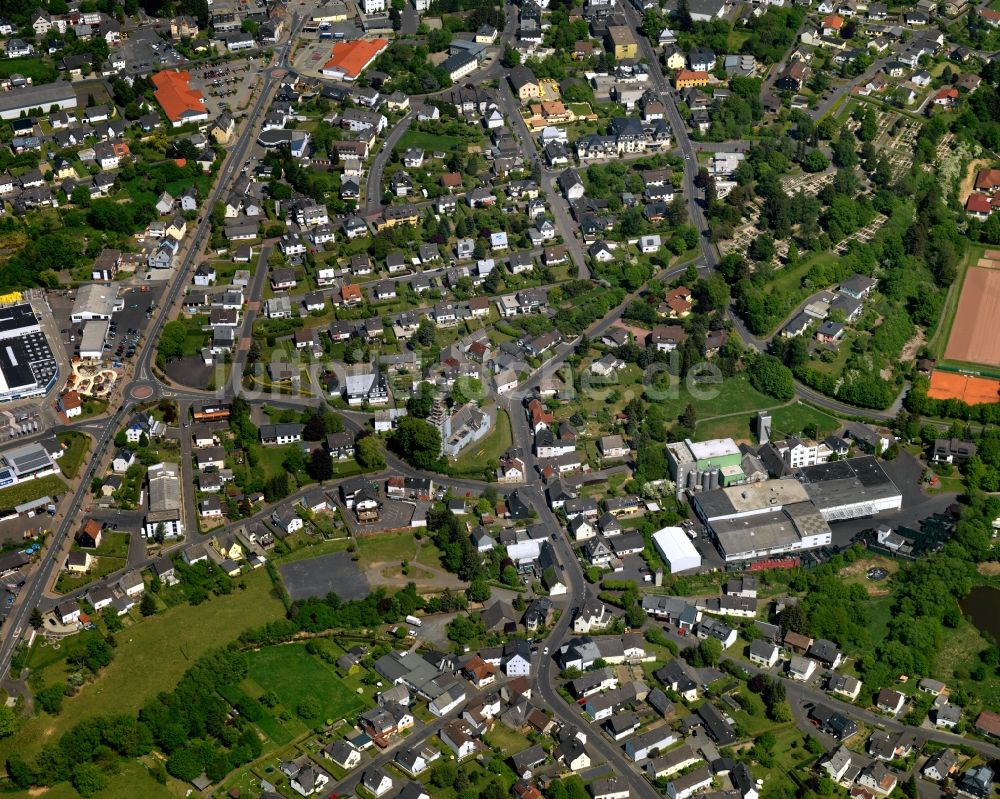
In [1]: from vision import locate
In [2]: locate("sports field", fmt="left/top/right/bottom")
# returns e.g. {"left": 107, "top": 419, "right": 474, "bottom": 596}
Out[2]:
{"left": 928, "top": 371, "right": 1000, "bottom": 404}
{"left": 944, "top": 260, "right": 1000, "bottom": 368}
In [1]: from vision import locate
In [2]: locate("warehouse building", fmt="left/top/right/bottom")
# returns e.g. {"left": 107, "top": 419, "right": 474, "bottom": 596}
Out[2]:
{"left": 651, "top": 526, "right": 702, "bottom": 573}
{"left": 79, "top": 320, "right": 109, "bottom": 360}
{"left": 0, "top": 304, "right": 58, "bottom": 402}
{"left": 0, "top": 81, "right": 78, "bottom": 120}
{"left": 70, "top": 284, "right": 121, "bottom": 322}
{"left": 667, "top": 437, "right": 744, "bottom": 496}
{"left": 797, "top": 457, "right": 903, "bottom": 521}
{"left": 144, "top": 462, "right": 184, "bottom": 539}
{"left": 691, "top": 457, "right": 901, "bottom": 562}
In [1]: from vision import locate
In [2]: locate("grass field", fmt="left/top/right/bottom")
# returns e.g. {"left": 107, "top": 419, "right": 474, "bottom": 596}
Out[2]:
{"left": 398, "top": 129, "right": 464, "bottom": 153}
{"left": 0, "top": 474, "right": 68, "bottom": 509}
{"left": 0, "top": 570, "right": 286, "bottom": 763}
{"left": 356, "top": 530, "right": 446, "bottom": 570}
{"left": 57, "top": 432, "right": 90, "bottom": 480}
{"left": 770, "top": 403, "right": 841, "bottom": 437}
{"left": 655, "top": 375, "right": 777, "bottom": 426}
{"left": 245, "top": 644, "right": 367, "bottom": 723}
{"left": 449, "top": 407, "right": 512, "bottom": 476}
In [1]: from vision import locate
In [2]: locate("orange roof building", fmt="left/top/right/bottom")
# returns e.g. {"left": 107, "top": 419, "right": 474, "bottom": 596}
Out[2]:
{"left": 151, "top": 70, "right": 208, "bottom": 127}
{"left": 321, "top": 38, "right": 389, "bottom": 81}
{"left": 822, "top": 14, "right": 844, "bottom": 30}
{"left": 675, "top": 70, "right": 709, "bottom": 89}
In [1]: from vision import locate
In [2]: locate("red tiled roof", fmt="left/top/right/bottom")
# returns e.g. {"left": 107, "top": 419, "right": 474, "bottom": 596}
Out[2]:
{"left": 822, "top": 14, "right": 844, "bottom": 27}
{"left": 966, "top": 193, "right": 991, "bottom": 214}
{"left": 323, "top": 38, "right": 389, "bottom": 80}
{"left": 977, "top": 168, "right": 1000, "bottom": 191}
{"left": 151, "top": 70, "right": 206, "bottom": 123}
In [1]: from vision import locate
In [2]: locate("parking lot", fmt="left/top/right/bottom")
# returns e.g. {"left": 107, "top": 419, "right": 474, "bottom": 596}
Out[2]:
{"left": 48, "top": 285, "right": 163, "bottom": 367}
{"left": 120, "top": 27, "right": 184, "bottom": 73}
{"left": 188, "top": 57, "right": 263, "bottom": 118}
{"left": 279, "top": 550, "right": 370, "bottom": 601}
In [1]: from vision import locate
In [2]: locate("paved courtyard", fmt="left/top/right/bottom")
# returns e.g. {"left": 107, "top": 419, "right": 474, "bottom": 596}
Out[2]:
{"left": 278, "top": 550, "right": 370, "bottom": 601}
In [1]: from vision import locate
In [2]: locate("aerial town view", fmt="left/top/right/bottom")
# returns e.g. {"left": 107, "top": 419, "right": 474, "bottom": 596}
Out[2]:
{"left": 0, "top": 0, "right": 999, "bottom": 796}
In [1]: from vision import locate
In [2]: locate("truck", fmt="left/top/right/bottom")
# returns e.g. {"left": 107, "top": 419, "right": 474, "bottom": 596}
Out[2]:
{"left": 405, "top": 614, "right": 422, "bottom": 627}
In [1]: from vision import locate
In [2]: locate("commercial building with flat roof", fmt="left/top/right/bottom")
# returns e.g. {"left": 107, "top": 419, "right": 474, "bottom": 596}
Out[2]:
{"left": 651, "top": 526, "right": 701, "bottom": 573}
{"left": 0, "top": 304, "right": 57, "bottom": 401}
{"left": 797, "top": 456, "right": 902, "bottom": 520}
{"left": 692, "top": 456, "right": 900, "bottom": 562}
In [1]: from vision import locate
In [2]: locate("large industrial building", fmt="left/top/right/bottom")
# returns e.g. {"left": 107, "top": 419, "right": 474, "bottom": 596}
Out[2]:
{"left": 0, "top": 438, "right": 62, "bottom": 489}
{"left": 667, "top": 438, "right": 744, "bottom": 493}
{"left": 691, "top": 457, "right": 901, "bottom": 563}
{"left": 0, "top": 303, "right": 58, "bottom": 402}
{"left": 651, "top": 526, "right": 702, "bottom": 573}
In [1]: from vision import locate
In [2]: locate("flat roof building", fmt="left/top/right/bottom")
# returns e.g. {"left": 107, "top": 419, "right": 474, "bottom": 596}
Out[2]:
{"left": 0, "top": 304, "right": 57, "bottom": 401}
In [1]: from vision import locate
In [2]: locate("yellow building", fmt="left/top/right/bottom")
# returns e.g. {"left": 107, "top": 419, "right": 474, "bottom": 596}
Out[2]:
{"left": 674, "top": 70, "right": 710, "bottom": 89}
{"left": 607, "top": 26, "right": 638, "bottom": 60}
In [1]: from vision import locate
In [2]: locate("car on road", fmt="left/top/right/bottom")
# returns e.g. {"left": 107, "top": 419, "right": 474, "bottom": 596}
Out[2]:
{"left": 543, "top": 646, "right": 548, "bottom": 655}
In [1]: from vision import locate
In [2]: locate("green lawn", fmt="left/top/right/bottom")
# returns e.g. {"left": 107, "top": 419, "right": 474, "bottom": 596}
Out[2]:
{"left": 0, "top": 570, "right": 287, "bottom": 763}
{"left": 0, "top": 474, "right": 68, "bottom": 509}
{"left": 770, "top": 403, "right": 841, "bottom": 438}
{"left": 54, "top": 531, "right": 131, "bottom": 594}
{"left": 57, "top": 431, "right": 91, "bottom": 479}
{"left": 398, "top": 129, "right": 464, "bottom": 153}
{"left": 655, "top": 375, "right": 777, "bottom": 426}
{"left": 448, "top": 407, "right": 512, "bottom": 476}
{"left": 245, "top": 644, "right": 367, "bottom": 723}
{"left": 356, "top": 530, "right": 446, "bottom": 571}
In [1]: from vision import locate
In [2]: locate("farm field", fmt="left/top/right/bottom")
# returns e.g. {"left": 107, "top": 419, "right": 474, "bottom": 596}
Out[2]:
{"left": 0, "top": 570, "right": 285, "bottom": 763}
{"left": 943, "top": 264, "right": 1000, "bottom": 368}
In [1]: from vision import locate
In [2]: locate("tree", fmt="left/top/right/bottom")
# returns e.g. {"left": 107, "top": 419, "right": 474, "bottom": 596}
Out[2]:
{"left": 29, "top": 607, "right": 43, "bottom": 629}
{"left": 114, "top": 430, "right": 127, "bottom": 448}
{"left": 71, "top": 763, "right": 108, "bottom": 798}
{"left": 166, "top": 748, "right": 204, "bottom": 781}
{"left": 297, "top": 696, "right": 321, "bottom": 720}
{"left": 0, "top": 705, "right": 18, "bottom": 739}
{"left": 308, "top": 448, "right": 334, "bottom": 481}
{"left": 355, "top": 435, "right": 385, "bottom": 470}
{"left": 388, "top": 417, "right": 442, "bottom": 471}
{"left": 303, "top": 407, "right": 329, "bottom": 441}
{"left": 140, "top": 593, "right": 157, "bottom": 617}
{"left": 407, "top": 382, "right": 436, "bottom": 418}
{"left": 748, "top": 355, "right": 795, "bottom": 401}
{"left": 501, "top": 44, "right": 520, "bottom": 67}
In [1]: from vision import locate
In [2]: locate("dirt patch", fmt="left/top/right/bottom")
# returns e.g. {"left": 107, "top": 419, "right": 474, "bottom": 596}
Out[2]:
{"left": 960, "top": 159, "right": 992, "bottom": 204}
{"left": 978, "top": 562, "right": 1000, "bottom": 576}
{"left": 838, "top": 556, "right": 898, "bottom": 596}
{"left": 900, "top": 328, "right": 926, "bottom": 363}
